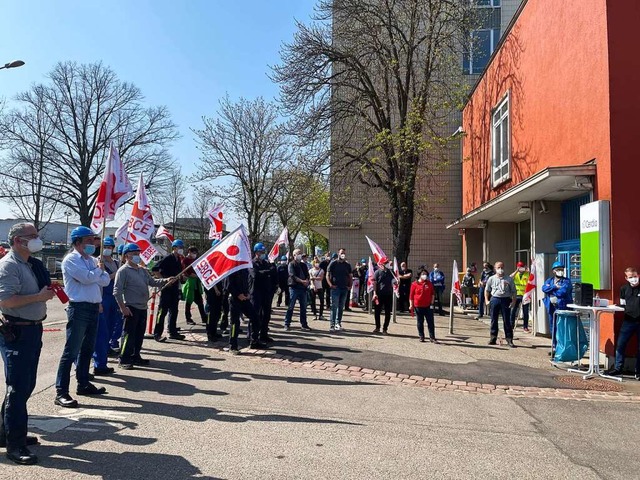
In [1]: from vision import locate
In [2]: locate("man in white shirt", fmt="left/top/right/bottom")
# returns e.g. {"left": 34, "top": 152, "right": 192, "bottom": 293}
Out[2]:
{"left": 54, "top": 227, "right": 111, "bottom": 408}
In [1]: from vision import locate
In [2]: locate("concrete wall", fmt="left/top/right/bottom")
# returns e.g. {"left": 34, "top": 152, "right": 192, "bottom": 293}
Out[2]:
{"left": 463, "top": 228, "right": 484, "bottom": 269}
{"left": 531, "top": 200, "right": 562, "bottom": 256}
{"left": 486, "top": 222, "right": 516, "bottom": 271}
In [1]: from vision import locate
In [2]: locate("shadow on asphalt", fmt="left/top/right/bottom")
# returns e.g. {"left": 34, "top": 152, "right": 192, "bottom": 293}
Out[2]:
{"left": 18, "top": 418, "right": 218, "bottom": 479}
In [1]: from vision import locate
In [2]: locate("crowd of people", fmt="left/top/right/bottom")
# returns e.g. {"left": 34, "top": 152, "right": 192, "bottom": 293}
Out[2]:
{"left": 1, "top": 220, "right": 639, "bottom": 466}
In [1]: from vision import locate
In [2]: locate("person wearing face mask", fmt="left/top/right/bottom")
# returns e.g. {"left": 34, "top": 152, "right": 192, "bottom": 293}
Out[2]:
{"left": 91, "top": 237, "right": 121, "bottom": 376}
{"left": 153, "top": 239, "right": 186, "bottom": 342}
{"left": 113, "top": 243, "right": 175, "bottom": 370}
{"left": 249, "top": 242, "right": 276, "bottom": 343}
{"left": 509, "top": 262, "right": 531, "bottom": 332}
{"left": 475, "top": 261, "right": 494, "bottom": 320}
{"left": 429, "top": 263, "right": 446, "bottom": 315}
{"left": 309, "top": 260, "right": 325, "bottom": 320}
{"left": 409, "top": 268, "right": 438, "bottom": 343}
{"left": 484, "top": 261, "right": 517, "bottom": 347}
{"left": 276, "top": 256, "right": 290, "bottom": 307}
{"left": 605, "top": 267, "right": 640, "bottom": 379}
{"left": 326, "top": 248, "right": 352, "bottom": 332}
{"left": 284, "top": 249, "right": 312, "bottom": 332}
{"left": 55, "top": 227, "right": 111, "bottom": 408}
{"left": 0, "top": 223, "right": 56, "bottom": 465}
{"left": 182, "top": 246, "right": 207, "bottom": 326}
{"left": 542, "top": 261, "right": 573, "bottom": 353}
{"left": 372, "top": 257, "right": 395, "bottom": 334}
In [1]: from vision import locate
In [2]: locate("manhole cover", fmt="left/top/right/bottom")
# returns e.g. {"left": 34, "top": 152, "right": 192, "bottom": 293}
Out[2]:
{"left": 554, "top": 375, "right": 624, "bottom": 392}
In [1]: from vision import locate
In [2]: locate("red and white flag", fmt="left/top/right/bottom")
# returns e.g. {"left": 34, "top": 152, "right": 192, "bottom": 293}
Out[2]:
{"left": 90, "top": 143, "right": 134, "bottom": 233}
{"left": 156, "top": 225, "right": 174, "bottom": 243}
{"left": 366, "top": 257, "right": 375, "bottom": 293}
{"left": 451, "top": 260, "right": 462, "bottom": 305}
{"left": 115, "top": 221, "right": 128, "bottom": 244}
{"left": 393, "top": 257, "right": 400, "bottom": 298}
{"left": 268, "top": 226, "right": 289, "bottom": 262}
{"left": 193, "top": 225, "right": 252, "bottom": 290}
{"left": 522, "top": 261, "right": 536, "bottom": 305}
{"left": 124, "top": 174, "right": 157, "bottom": 264}
{"left": 365, "top": 236, "right": 388, "bottom": 264}
{"left": 208, "top": 204, "right": 224, "bottom": 240}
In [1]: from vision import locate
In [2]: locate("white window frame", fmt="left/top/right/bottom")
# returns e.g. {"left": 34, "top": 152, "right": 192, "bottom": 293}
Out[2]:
{"left": 472, "top": 0, "right": 501, "bottom": 7}
{"left": 467, "top": 28, "right": 500, "bottom": 75}
{"left": 491, "top": 92, "right": 511, "bottom": 188}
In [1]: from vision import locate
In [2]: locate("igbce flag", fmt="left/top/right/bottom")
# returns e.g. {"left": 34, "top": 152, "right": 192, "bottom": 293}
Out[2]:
{"left": 366, "top": 257, "right": 375, "bottom": 293}
{"left": 393, "top": 257, "right": 400, "bottom": 298}
{"left": 268, "top": 226, "right": 289, "bottom": 262}
{"left": 125, "top": 173, "right": 157, "bottom": 264}
{"left": 522, "top": 260, "right": 536, "bottom": 305}
{"left": 365, "top": 236, "right": 388, "bottom": 264}
{"left": 90, "top": 143, "right": 133, "bottom": 233}
{"left": 193, "top": 225, "right": 252, "bottom": 290}
{"left": 156, "top": 225, "right": 174, "bottom": 243}
{"left": 208, "top": 204, "right": 224, "bottom": 240}
{"left": 451, "top": 260, "right": 462, "bottom": 305}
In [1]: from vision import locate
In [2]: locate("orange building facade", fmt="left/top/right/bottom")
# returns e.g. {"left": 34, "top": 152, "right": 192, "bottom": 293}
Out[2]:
{"left": 449, "top": 0, "right": 640, "bottom": 363}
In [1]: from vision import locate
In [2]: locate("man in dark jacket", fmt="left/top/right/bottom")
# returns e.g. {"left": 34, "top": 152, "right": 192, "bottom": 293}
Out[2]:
{"left": 276, "top": 256, "right": 290, "bottom": 307}
{"left": 224, "top": 267, "right": 262, "bottom": 353}
{"left": 249, "top": 242, "right": 276, "bottom": 343}
{"left": 284, "top": 249, "right": 312, "bottom": 331}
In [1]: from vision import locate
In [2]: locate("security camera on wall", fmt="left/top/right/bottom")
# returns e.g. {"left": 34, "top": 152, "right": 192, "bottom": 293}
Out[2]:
{"left": 539, "top": 200, "right": 548, "bottom": 214}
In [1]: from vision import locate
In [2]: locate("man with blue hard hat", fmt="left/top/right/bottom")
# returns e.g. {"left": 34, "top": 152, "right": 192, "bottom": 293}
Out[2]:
{"left": 113, "top": 243, "right": 175, "bottom": 369}
{"left": 249, "top": 242, "right": 276, "bottom": 343}
{"left": 154, "top": 239, "right": 185, "bottom": 341}
{"left": 92, "top": 236, "right": 120, "bottom": 376}
{"left": 542, "top": 261, "right": 573, "bottom": 353}
{"left": 55, "top": 226, "right": 111, "bottom": 408}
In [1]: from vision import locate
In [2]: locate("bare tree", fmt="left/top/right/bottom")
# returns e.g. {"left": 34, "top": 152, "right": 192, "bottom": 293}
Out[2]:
{"left": 273, "top": 0, "right": 475, "bottom": 262}
{"left": 192, "top": 96, "right": 291, "bottom": 244}
{"left": 0, "top": 85, "right": 58, "bottom": 229}
{"left": 185, "top": 186, "right": 213, "bottom": 250}
{"left": 0, "top": 61, "right": 179, "bottom": 225}
{"left": 153, "top": 165, "right": 187, "bottom": 235}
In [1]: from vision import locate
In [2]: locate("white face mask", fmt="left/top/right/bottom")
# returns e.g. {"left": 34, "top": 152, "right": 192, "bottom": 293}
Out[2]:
{"left": 420, "top": 274, "right": 428, "bottom": 281}
{"left": 518, "top": 267, "right": 525, "bottom": 272}
{"left": 496, "top": 268, "right": 504, "bottom": 275}
{"left": 295, "top": 254, "right": 302, "bottom": 262}
{"left": 103, "top": 248, "right": 113, "bottom": 256}
{"left": 189, "top": 253, "right": 197, "bottom": 259}
{"left": 555, "top": 271, "right": 564, "bottom": 278}
{"left": 26, "top": 238, "right": 44, "bottom": 253}
{"left": 339, "top": 253, "right": 346, "bottom": 260}
{"left": 433, "top": 267, "right": 439, "bottom": 272}
{"left": 177, "top": 249, "right": 184, "bottom": 256}
{"left": 629, "top": 277, "right": 639, "bottom": 286}
{"left": 131, "top": 255, "right": 141, "bottom": 265}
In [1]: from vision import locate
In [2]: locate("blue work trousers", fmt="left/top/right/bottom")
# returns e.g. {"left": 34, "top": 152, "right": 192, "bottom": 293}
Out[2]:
{"left": 94, "top": 294, "right": 122, "bottom": 368}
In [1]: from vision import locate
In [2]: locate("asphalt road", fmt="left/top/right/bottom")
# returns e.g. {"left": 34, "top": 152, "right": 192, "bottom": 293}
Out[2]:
{"left": 0, "top": 301, "right": 638, "bottom": 479}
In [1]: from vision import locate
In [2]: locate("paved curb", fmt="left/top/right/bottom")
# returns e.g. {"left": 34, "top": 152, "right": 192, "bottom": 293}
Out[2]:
{"left": 186, "top": 333, "right": 640, "bottom": 403}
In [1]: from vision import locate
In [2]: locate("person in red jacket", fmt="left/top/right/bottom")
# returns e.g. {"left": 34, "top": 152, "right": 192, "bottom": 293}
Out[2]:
{"left": 409, "top": 268, "right": 438, "bottom": 343}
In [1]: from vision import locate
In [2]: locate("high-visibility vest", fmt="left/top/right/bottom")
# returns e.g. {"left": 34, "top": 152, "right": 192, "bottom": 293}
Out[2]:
{"left": 513, "top": 272, "right": 528, "bottom": 296}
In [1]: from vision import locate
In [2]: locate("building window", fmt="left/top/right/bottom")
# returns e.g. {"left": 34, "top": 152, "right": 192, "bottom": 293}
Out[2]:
{"left": 473, "top": 0, "right": 501, "bottom": 6}
{"left": 463, "top": 28, "right": 500, "bottom": 75}
{"left": 491, "top": 93, "right": 510, "bottom": 187}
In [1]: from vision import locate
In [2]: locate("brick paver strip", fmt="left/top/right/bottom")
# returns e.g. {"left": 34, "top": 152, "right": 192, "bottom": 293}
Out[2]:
{"left": 189, "top": 333, "right": 640, "bottom": 403}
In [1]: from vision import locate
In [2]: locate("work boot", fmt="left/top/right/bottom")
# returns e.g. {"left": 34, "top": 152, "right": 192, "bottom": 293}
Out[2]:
{"left": 6, "top": 446, "right": 37, "bottom": 465}
{"left": 488, "top": 337, "right": 497, "bottom": 345}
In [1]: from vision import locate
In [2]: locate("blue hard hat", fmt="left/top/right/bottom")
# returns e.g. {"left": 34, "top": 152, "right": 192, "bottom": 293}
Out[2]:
{"left": 280, "top": 255, "right": 287, "bottom": 261}
{"left": 331, "top": 253, "right": 338, "bottom": 259}
{"left": 551, "top": 261, "right": 565, "bottom": 270}
{"left": 70, "top": 226, "right": 96, "bottom": 242}
{"left": 117, "top": 245, "right": 124, "bottom": 254}
{"left": 254, "top": 242, "right": 265, "bottom": 252}
{"left": 211, "top": 239, "right": 220, "bottom": 248}
{"left": 360, "top": 258, "right": 366, "bottom": 263}
{"left": 103, "top": 237, "right": 115, "bottom": 247}
{"left": 171, "top": 239, "right": 184, "bottom": 248}
{"left": 123, "top": 243, "right": 141, "bottom": 254}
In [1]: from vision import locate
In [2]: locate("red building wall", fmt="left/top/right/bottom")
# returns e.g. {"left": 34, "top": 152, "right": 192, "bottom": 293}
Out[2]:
{"left": 462, "top": 0, "right": 640, "bottom": 357}
{"left": 462, "top": 0, "right": 611, "bottom": 215}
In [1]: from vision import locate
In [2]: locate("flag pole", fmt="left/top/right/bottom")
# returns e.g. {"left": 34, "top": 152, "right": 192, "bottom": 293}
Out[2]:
{"left": 448, "top": 291, "right": 454, "bottom": 334}
{"left": 99, "top": 223, "right": 107, "bottom": 264}
{"left": 392, "top": 294, "right": 397, "bottom": 323}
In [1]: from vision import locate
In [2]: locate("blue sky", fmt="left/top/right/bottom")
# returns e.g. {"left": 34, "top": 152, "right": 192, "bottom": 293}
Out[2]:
{"left": 0, "top": 0, "right": 316, "bottom": 224}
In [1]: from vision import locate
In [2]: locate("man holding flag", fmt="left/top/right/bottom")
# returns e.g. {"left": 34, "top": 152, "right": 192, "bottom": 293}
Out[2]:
{"left": 154, "top": 240, "right": 185, "bottom": 342}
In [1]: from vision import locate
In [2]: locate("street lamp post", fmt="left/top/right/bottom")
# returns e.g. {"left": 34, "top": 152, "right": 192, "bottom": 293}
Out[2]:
{"left": 0, "top": 60, "right": 25, "bottom": 71}
{"left": 65, "top": 212, "right": 71, "bottom": 247}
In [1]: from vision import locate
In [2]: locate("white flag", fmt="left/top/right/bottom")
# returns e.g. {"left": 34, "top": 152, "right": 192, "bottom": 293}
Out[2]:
{"left": 268, "top": 227, "right": 289, "bottom": 262}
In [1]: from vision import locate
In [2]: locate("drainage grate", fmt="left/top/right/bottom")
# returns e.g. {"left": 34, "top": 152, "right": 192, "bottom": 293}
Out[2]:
{"left": 554, "top": 375, "right": 624, "bottom": 392}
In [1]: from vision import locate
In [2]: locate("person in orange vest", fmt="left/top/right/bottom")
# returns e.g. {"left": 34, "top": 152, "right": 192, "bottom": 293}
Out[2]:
{"left": 409, "top": 267, "right": 438, "bottom": 343}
